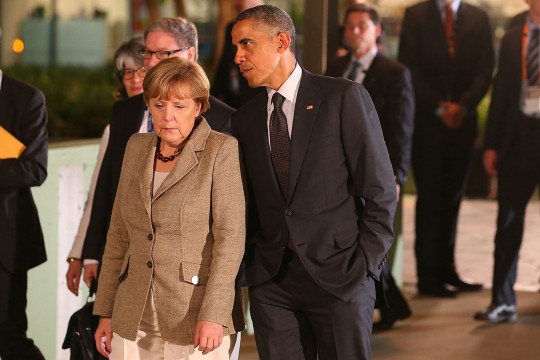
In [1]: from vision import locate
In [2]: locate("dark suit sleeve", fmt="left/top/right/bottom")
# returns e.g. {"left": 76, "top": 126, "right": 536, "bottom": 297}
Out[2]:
{"left": 382, "top": 67, "right": 415, "bottom": 186}
{"left": 82, "top": 104, "right": 120, "bottom": 261}
{"left": 206, "top": 96, "right": 234, "bottom": 135}
{"left": 484, "top": 33, "right": 512, "bottom": 151}
{"left": 341, "top": 82, "right": 397, "bottom": 279}
{"left": 0, "top": 85, "right": 47, "bottom": 188}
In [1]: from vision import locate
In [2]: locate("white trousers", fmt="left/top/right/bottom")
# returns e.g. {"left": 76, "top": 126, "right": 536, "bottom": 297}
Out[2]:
{"left": 110, "top": 290, "right": 239, "bottom": 360}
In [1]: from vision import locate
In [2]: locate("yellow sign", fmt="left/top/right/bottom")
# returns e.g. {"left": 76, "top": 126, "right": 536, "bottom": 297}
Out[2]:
{"left": 0, "top": 126, "right": 26, "bottom": 159}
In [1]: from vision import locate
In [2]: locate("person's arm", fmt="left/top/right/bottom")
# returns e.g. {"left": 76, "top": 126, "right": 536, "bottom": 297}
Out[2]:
{"left": 0, "top": 85, "right": 47, "bottom": 189}
{"left": 66, "top": 126, "right": 110, "bottom": 294}
{"left": 195, "top": 136, "right": 245, "bottom": 353}
{"left": 483, "top": 32, "right": 514, "bottom": 167}
{"left": 381, "top": 66, "right": 415, "bottom": 186}
{"left": 340, "top": 82, "right": 397, "bottom": 280}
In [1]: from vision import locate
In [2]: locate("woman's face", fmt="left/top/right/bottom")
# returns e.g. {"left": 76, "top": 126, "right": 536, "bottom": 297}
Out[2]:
{"left": 149, "top": 96, "right": 201, "bottom": 147}
{"left": 121, "top": 66, "right": 146, "bottom": 97}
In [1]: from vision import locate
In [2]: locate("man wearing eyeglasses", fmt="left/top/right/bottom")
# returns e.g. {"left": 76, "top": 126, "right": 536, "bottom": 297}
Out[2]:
{"left": 81, "top": 17, "right": 235, "bottom": 293}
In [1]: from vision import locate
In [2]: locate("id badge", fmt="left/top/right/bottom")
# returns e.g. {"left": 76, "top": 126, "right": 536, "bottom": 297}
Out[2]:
{"left": 521, "top": 83, "right": 540, "bottom": 117}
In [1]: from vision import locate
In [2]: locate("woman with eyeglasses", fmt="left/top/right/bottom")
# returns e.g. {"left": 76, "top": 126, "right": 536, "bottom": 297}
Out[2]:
{"left": 93, "top": 57, "right": 245, "bottom": 359}
{"left": 65, "top": 36, "right": 147, "bottom": 296}
{"left": 114, "top": 37, "right": 147, "bottom": 100}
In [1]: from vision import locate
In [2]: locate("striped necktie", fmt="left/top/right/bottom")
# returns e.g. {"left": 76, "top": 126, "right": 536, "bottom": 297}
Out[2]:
{"left": 528, "top": 28, "right": 540, "bottom": 86}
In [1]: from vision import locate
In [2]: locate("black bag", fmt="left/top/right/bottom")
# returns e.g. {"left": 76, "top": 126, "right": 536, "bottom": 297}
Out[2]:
{"left": 62, "top": 281, "right": 107, "bottom": 360}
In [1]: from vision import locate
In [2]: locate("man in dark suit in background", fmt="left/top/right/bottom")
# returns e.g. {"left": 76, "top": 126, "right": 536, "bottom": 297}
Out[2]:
{"left": 0, "top": 67, "right": 47, "bottom": 359}
{"left": 81, "top": 17, "right": 234, "bottom": 283}
{"left": 232, "top": 5, "right": 397, "bottom": 359}
{"left": 475, "top": 1, "right": 539, "bottom": 322}
{"left": 326, "top": 3, "right": 414, "bottom": 332}
{"left": 212, "top": 0, "right": 264, "bottom": 108}
{"left": 398, "top": 0, "right": 494, "bottom": 298}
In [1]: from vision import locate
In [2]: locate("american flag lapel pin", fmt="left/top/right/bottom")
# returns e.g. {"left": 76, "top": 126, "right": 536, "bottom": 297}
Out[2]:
{"left": 306, "top": 105, "right": 313, "bottom": 110}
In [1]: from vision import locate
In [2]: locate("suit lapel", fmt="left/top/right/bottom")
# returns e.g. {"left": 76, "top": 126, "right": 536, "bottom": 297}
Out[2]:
{"left": 151, "top": 119, "right": 211, "bottom": 203}
{"left": 427, "top": 0, "right": 451, "bottom": 61}
{"left": 454, "top": 3, "right": 470, "bottom": 58}
{"left": 288, "top": 71, "right": 321, "bottom": 200}
{"left": 247, "top": 93, "right": 283, "bottom": 196}
{"left": 139, "top": 136, "right": 157, "bottom": 217}
{"left": 362, "top": 54, "right": 380, "bottom": 91}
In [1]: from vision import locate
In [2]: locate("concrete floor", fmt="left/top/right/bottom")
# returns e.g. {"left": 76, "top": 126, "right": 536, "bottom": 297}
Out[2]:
{"left": 237, "top": 196, "right": 540, "bottom": 360}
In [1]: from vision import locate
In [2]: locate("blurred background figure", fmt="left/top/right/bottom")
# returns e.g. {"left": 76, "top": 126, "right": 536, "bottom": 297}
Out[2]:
{"left": 0, "top": 25, "right": 48, "bottom": 358}
{"left": 398, "top": 0, "right": 494, "bottom": 298}
{"left": 475, "top": 0, "right": 540, "bottom": 323}
{"left": 65, "top": 36, "right": 146, "bottom": 296}
{"left": 326, "top": 3, "right": 414, "bottom": 332}
{"left": 211, "top": 0, "right": 264, "bottom": 109}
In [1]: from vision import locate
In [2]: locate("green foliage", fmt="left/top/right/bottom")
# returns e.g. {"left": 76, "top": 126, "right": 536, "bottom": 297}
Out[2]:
{"left": 4, "top": 65, "right": 117, "bottom": 139}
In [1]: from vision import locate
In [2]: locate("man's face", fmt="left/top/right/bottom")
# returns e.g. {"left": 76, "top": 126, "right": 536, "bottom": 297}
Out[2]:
{"left": 231, "top": 19, "right": 282, "bottom": 88}
{"left": 143, "top": 31, "right": 194, "bottom": 69}
{"left": 343, "top": 12, "right": 380, "bottom": 58}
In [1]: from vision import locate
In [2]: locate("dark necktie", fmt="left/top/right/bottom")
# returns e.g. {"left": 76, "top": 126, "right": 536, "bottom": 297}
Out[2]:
{"left": 528, "top": 28, "right": 540, "bottom": 86}
{"left": 347, "top": 61, "right": 361, "bottom": 81}
{"left": 445, "top": 4, "right": 455, "bottom": 58}
{"left": 269, "top": 92, "right": 289, "bottom": 197}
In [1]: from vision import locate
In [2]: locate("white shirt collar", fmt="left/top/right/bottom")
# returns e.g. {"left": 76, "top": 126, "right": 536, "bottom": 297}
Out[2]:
{"left": 351, "top": 46, "right": 377, "bottom": 72}
{"left": 266, "top": 62, "right": 302, "bottom": 105}
{"left": 437, "top": 0, "right": 460, "bottom": 15}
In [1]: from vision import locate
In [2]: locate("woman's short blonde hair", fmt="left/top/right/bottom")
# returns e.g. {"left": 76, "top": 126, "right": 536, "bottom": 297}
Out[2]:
{"left": 143, "top": 57, "right": 210, "bottom": 114}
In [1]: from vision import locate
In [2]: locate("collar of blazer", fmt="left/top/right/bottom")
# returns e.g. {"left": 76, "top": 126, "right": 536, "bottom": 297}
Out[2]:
{"left": 138, "top": 117, "right": 212, "bottom": 207}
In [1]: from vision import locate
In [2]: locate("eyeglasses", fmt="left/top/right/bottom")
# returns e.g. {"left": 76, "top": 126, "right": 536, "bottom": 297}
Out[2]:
{"left": 139, "top": 47, "right": 190, "bottom": 60}
{"left": 121, "top": 67, "right": 147, "bottom": 80}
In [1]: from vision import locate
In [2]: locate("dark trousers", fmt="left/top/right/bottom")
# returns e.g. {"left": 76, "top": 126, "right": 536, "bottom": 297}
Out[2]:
{"left": 491, "top": 127, "right": 540, "bottom": 306}
{"left": 249, "top": 250, "right": 375, "bottom": 360}
{"left": 0, "top": 267, "right": 44, "bottom": 360}
{"left": 412, "top": 122, "right": 475, "bottom": 287}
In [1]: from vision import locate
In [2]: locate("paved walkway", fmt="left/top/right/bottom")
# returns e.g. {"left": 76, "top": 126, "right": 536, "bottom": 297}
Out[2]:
{"left": 402, "top": 195, "right": 540, "bottom": 292}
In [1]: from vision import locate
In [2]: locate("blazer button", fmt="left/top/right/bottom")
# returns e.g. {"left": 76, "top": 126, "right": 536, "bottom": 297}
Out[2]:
{"left": 147, "top": 261, "right": 153, "bottom": 268}
{"left": 191, "top": 275, "right": 199, "bottom": 285}
{"left": 285, "top": 210, "right": 292, "bottom": 216}
{"left": 147, "top": 234, "right": 153, "bottom": 241}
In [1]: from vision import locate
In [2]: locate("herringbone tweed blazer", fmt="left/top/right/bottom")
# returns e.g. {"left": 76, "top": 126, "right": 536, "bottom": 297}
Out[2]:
{"left": 93, "top": 118, "right": 245, "bottom": 344}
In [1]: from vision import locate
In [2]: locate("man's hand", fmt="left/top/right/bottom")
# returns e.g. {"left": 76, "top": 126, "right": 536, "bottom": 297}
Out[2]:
{"left": 66, "top": 259, "right": 82, "bottom": 295}
{"left": 439, "top": 101, "right": 465, "bottom": 129}
{"left": 83, "top": 263, "right": 99, "bottom": 288}
{"left": 94, "top": 317, "right": 113, "bottom": 358}
{"left": 483, "top": 149, "right": 498, "bottom": 177}
{"left": 193, "top": 320, "right": 224, "bottom": 355}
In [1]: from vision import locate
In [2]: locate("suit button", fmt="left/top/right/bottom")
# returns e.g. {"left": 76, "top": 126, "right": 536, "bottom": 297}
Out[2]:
{"left": 147, "top": 234, "right": 153, "bottom": 241}
{"left": 147, "top": 261, "right": 153, "bottom": 268}
{"left": 285, "top": 210, "right": 292, "bottom": 216}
